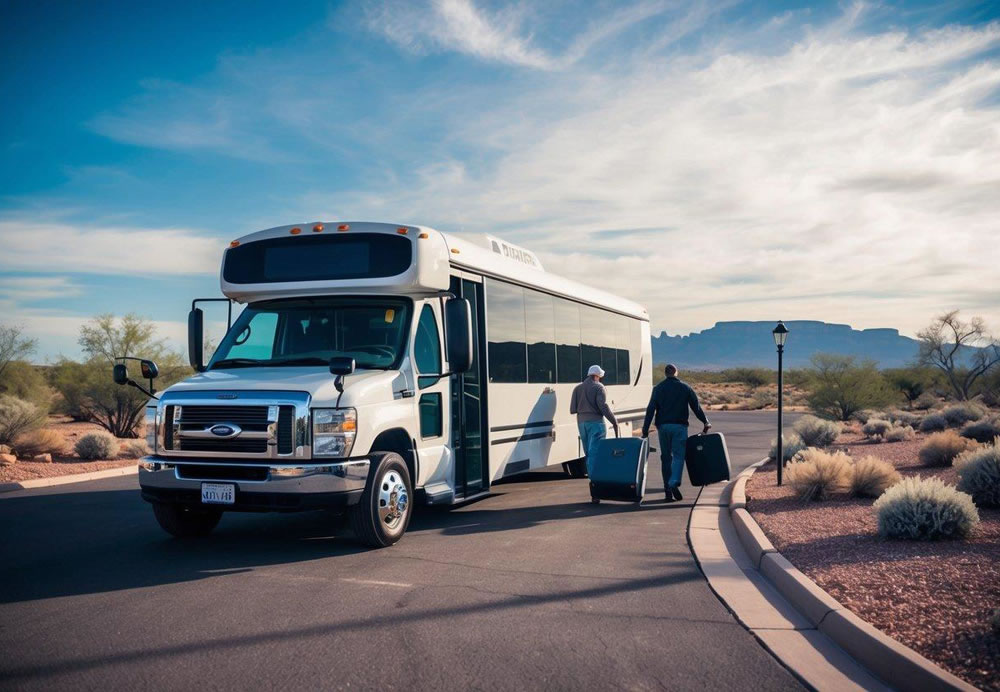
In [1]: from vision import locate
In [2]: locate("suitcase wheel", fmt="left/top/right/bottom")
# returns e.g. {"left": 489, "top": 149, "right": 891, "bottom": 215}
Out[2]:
{"left": 591, "top": 496, "right": 600, "bottom": 505}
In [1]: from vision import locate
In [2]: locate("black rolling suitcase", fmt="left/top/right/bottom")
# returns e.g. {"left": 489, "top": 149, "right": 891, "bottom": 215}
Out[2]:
{"left": 589, "top": 437, "right": 648, "bottom": 504}
{"left": 685, "top": 432, "right": 731, "bottom": 486}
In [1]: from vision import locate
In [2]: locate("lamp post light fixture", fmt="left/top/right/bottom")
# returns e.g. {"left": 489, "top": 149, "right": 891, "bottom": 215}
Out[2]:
{"left": 773, "top": 321, "right": 789, "bottom": 486}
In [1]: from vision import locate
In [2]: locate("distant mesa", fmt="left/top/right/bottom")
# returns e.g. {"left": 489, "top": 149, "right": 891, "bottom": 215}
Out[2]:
{"left": 652, "top": 320, "right": 919, "bottom": 369}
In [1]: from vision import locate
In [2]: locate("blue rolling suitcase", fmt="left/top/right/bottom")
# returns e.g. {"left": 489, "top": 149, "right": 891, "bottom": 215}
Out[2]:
{"left": 589, "top": 437, "right": 648, "bottom": 504}
{"left": 685, "top": 432, "right": 731, "bottom": 486}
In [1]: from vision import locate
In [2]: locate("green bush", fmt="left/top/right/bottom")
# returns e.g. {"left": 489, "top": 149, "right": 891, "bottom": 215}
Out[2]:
{"left": 0, "top": 361, "right": 52, "bottom": 410}
{"left": 786, "top": 449, "right": 851, "bottom": 501}
{"left": 849, "top": 456, "right": 901, "bottom": 498}
{"left": 912, "top": 392, "right": 938, "bottom": 410}
{"left": 721, "top": 367, "right": 773, "bottom": 389}
{"left": 74, "top": 432, "right": 120, "bottom": 460}
{"left": 861, "top": 418, "right": 892, "bottom": 440}
{"left": 885, "top": 426, "right": 915, "bottom": 442}
{"left": 918, "top": 430, "right": 973, "bottom": 467}
{"left": 793, "top": 415, "right": 841, "bottom": 447}
{"left": 0, "top": 395, "right": 45, "bottom": 448}
{"left": 768, "top": 433, "right": 806, "bottom": 462}
{"left": 942, "top": 402, "right": 986, "bottom": 427}
{"left": 806, "top": 355, "right": 895, "bottom": 421}
{"left": 919, "top": 413, "right": 948, "bottom": 433}
{"left": 955, "top": 442, "right": 1000, "bottom": 507}
{"left": 874, "top": 477, "right": 979, "bottom": 540}
{"left": 960, "top": 417, "right": 1000, "bottom": 444}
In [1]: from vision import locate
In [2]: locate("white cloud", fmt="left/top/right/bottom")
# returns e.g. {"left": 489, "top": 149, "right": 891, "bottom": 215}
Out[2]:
{"left": 307, "top": 11, "right": 1000, "bottom": 337}
{"left": 0, "top": 220, "right": 222, "bottom": 276}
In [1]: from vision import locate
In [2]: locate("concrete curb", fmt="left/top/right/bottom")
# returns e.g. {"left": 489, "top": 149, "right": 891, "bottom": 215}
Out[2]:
{"left": 0, "top": 464, "right": 138, "bottom": 495}
{"left": 732, "top": 463, "right": 975, "bottom": 691}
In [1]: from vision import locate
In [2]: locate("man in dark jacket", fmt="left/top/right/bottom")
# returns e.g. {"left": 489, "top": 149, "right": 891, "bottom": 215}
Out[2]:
{"left": 641, "top": 364, "right": 711, "bottom": 502}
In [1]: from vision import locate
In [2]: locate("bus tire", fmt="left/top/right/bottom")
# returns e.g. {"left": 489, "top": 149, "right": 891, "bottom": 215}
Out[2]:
{"left": 564, "top": 458, "right": 588, "bottom": 478}
{"left": 151, "top": 502, "right": 222, "bottom": 537}
{"left": 349, "top": 452, "right": 412, "bottom": 548}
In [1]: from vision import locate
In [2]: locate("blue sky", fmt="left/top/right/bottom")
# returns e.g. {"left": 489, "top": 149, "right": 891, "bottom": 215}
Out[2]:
{"left": 2, "top": 0, "right": 1000, "bottom": 361}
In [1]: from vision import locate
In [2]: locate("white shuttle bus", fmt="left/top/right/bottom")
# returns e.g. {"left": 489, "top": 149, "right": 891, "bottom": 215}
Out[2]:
{"left": 122, "top": 222, "right": 652, "bottom": 547}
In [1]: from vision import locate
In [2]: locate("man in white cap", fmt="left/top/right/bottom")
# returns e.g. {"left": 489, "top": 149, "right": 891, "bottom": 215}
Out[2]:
{"left": 570, "top": 364, "right": 620, "bottom": 475}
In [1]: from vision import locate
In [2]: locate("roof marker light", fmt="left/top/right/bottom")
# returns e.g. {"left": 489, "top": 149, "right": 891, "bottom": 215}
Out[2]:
{"left": 290, "top": 227, "right": 302, "bottom": 235}
{"left": 338, "top": 224, "right": 350, "bottom": 231}
{"left": 450, "top": 248, "right": 460, "bottom": 254}
{"left": 229, "top": 240, "right": 240, "bottom": 248}
{"left": 418, "top": 232, "right": 429, "bottom": 239}
{"left": 313, "top": 224, "right": 324, "bottom": 233}
{"left": 396, "top": 227, "right": 408, "bottom": 235}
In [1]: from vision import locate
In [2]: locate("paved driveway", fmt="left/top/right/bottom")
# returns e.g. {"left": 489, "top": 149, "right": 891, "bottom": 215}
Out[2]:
{"left": 0, "top": 411, "right": 802, "bottom": 690}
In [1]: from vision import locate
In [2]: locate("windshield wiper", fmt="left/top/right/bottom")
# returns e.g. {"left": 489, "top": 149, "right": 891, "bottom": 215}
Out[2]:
{"left": 211, "top": 358, "right": 261, "bottom": 369}
{"left": 264, "top": 357, "right": 332, "bottom": 367}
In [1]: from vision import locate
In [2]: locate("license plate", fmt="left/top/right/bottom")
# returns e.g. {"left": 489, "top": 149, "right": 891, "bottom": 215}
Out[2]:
{"left": 201, "top": 482, "right": 235, "bottom": 505}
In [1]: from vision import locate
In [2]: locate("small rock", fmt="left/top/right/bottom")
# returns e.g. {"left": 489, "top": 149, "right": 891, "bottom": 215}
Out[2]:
{"left": 0, "top": 444, "right": 10, "bottom": 455}
{"left": 33, "top": 453, "right": 53, "bottom": 463}
{"left": 0, "top": 453, "right": 16, "bottom": 465}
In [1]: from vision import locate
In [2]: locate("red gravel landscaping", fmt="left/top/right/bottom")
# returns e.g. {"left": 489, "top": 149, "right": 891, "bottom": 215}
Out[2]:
{"left": 746, "top": 428, "right": 1000, "bottom": 691}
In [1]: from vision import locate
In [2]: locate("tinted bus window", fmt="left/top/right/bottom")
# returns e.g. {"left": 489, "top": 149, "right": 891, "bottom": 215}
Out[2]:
{"left": 525, "top": 290, "right": 555, "bottom": 383}
{"left": 223, "top": 233, "right": 412, "bottom": 284}
{"left": 630, "top": 318, "right": 643, "bottom": 383}
{"left": 554, "top": 299, "right": 581, "bottom": 383}
{"left": 580, "top": 306, "right": 604, "bottom": 380}
{"left": 485, "top": 279, "right": 527, "bottom": 383}
{"left": 414, "top": 304, "right": 441, "bottom": 389}
{"left": 616, "top": 316, "right": 631, "bottom": 384}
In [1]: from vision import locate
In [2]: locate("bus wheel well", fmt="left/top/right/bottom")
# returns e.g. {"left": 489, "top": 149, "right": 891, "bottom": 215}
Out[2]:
{"left": 369, "top": 428, "right": 417, "bottom": 486}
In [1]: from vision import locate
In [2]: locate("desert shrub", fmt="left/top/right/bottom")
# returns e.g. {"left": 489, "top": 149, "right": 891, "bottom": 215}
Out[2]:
{"left": 960, "top": 417, "right": 1000, "bottom": 444}
{"left": 851, "top": 409, "right": 881, "bottom": 424}
{"left": 942, "top": 402, "right": 986, "bottom": 427}
{"left": 919, "top": 413, "right": 948, "bottom": 433}
{"left": 849, "top": 456, "right": 902, "bottom": 497}
{"left": 74, "top": 432, "right": 120, "bottom": 460}
{"left": 874, "top": 477, "right": 978, "bottom": 540}
{"left": 785, "top": 449, "right": 851, "bottom": 501}
{"left": 0, "top": 395, "right": 45, "bottom": 447}
{"left": 918, "top": 430, "right": 973, "bottom": 467}
{"left": 885, "top": 426, "right": 915, "bottom": 442}
{"left": 793, "top": 415, "right": 841, "bottom": 447}
{"left": 861, "top": 418, "right": 892, "bottom": 440}
{"left": 888, "top": 410, "right": 921, "bottom": 428}
{"left": 12, "top": 428, "right": 67, "bottom": 458}
{"left": 912, "top": 392, "right": 938, "bottom": 410}
{"left": 119, "top": 439, "right": 150, "bottom": 458}
{"left": 749, "top": 389, "right": 776, "bottom": 410}
{"left": 721, "top": 367, "right": 773, "bottom": 389}
{"left": 768, "top": 433, "right": 806, "bottom": 462}
{"left": 807, "top": 355, "right": 895, "bottom": 421}
{"left": 955, "top": 442, "right": 1000, "bottom": 507}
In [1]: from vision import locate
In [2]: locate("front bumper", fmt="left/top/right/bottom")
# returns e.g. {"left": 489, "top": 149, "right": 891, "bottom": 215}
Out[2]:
{"left": 138, "top": 456, "right": 369, "bottom": 512}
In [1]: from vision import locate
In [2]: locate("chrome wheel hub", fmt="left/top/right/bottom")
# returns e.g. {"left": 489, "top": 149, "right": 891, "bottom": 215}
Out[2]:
{"left": 377, "top": 470, "right": 408, "bottom": 530}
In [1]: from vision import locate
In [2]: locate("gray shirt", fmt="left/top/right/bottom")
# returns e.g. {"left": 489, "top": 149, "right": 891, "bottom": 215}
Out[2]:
{"left": 570, "top": 378, "right": 617, "bottom": 425}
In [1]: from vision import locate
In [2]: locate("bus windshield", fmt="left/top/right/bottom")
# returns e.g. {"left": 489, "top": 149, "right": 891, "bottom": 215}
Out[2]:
{"left": 209, "top": 298, "right": 411, "bottom": 371}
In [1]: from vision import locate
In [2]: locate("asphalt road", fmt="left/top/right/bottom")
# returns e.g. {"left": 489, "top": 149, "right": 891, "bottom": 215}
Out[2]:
{"left": 0, "top": 410, "right": 802, "bottom": 691}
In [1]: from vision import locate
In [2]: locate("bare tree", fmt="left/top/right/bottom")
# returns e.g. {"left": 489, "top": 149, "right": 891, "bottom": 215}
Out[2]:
{"left": 0, "top": 324, "right": 38, "bottom": 381}
{"left": 917, "top": 311, "right": 1000, "bottom": 401}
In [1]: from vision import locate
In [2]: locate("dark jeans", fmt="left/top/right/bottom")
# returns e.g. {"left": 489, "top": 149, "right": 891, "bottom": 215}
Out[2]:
{"left": 656, "top": 423, "right": 688, "bottom": 489}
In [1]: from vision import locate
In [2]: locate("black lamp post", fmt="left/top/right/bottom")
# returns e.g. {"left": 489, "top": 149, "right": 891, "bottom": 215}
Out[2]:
{"left": 773, "top": 321, "right": 789, "bottom": 486}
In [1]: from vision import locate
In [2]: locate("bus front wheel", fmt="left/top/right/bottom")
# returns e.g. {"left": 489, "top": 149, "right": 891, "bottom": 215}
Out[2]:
{"left": 349, "top": 452, "right": 413, "bottom": 548}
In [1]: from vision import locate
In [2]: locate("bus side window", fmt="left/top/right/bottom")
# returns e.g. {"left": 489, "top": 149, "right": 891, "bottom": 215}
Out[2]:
{"left": 415, "top": 304, "right": 441, "bottom": 389}
{"left": 485, "top": 279, "right": 527, "bottom": 383}
{"left": 554, "top": 299, "right": 581, "bottom": 383}
{"left": 525, "top": 290, "right": 555, "bottom": 383}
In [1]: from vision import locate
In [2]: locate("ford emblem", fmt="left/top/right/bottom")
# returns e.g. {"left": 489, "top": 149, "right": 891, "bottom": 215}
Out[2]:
{"left": 210, "top": 424, "right": 241, "bottom": 438}
{"left": 216, "top": 393, "right": 238, "bottom": 400}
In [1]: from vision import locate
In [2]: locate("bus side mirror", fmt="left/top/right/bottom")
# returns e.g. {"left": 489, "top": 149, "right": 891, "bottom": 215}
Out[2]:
{"left": 329, "top": 357, "right": 356, "bottom": 377}
{"left": 139, "top": 360, "right": 159, "bottom": 379}
{"left": 113, "top": 363, "right": 129, "bottom": 385}
{"left": 188, "top": 308, "right": 205, "bottom": 372}
{"left": 445, "top": 298, "right": 473, "bottom": 374}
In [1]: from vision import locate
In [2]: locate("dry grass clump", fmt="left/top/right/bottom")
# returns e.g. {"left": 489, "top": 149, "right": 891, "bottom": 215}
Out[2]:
{"left": 955, "top": 440, "right": 1000, "bottom": 508}
{"left": 0, "top": 395, "right": 45, "bottom": 447}
{"left": 942, "top": 402, "right": 986, "bottom": 427}
{"left": 888, "top": 410, "right": 922, "bottom": 428}
{"left": 874, "top": 477, "right": 979, "bottom": 540}
{"left": 119, "top": 439, "right": 150, "bottom": 459}
{"left": 861, "top": 418, "right": 892, "bottom": 440}
{"left": 852, "top": 409, "right": 881, "bottom": 424}
{"left": 12, "top": 428, "right": 68, "bottom": 458}
{"left": 918, "top": 430, "right": 973, "bottom": 467}
{"left": 960, "top": 417, "right": 1000, "bottom": 444}
{"left": 792, "top": 415, "right": 841, "bottom": 447}
{"left": 74, "top": 432, "right": 120, "bottom": 461}
{"left": 849, "top": 456, "right": 902, "bottom": 498}
{"left": 912, "top": 392, "right": 938, "bottom": 410}
{"left": 885, "top": 425, "right": 915, "bottom": 442}
{"left": 785, "top": 449, "right": 851, "bottom": 501}
{"left": 919, "top": 413, "right": 948, "bottom": 433}
{"left": 768, "top": 433, "right": 806, "bottom": 462}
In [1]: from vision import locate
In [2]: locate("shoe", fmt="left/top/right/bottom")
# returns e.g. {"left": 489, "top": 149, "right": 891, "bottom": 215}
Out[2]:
{"left": 664, "top": 492, "right": 677, "bottom": 503}
{"left": 671, "top": 486, "right": 683, "bottom": 502}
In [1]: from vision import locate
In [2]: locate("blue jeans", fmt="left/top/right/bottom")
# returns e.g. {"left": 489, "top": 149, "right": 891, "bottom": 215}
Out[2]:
{"left": 578, "top": 420, "right": 607, "bottom": 476}
{"left": 657, "top": 423, "right": 688, "bottom": 489}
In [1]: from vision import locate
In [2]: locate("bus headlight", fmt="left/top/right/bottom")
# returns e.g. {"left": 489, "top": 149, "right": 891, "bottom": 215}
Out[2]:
{"left": 145, "top": 407, "right": 157, "bottom": 453}
{"left": 312, "top": 408, "right": 357, "bottom": 458}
